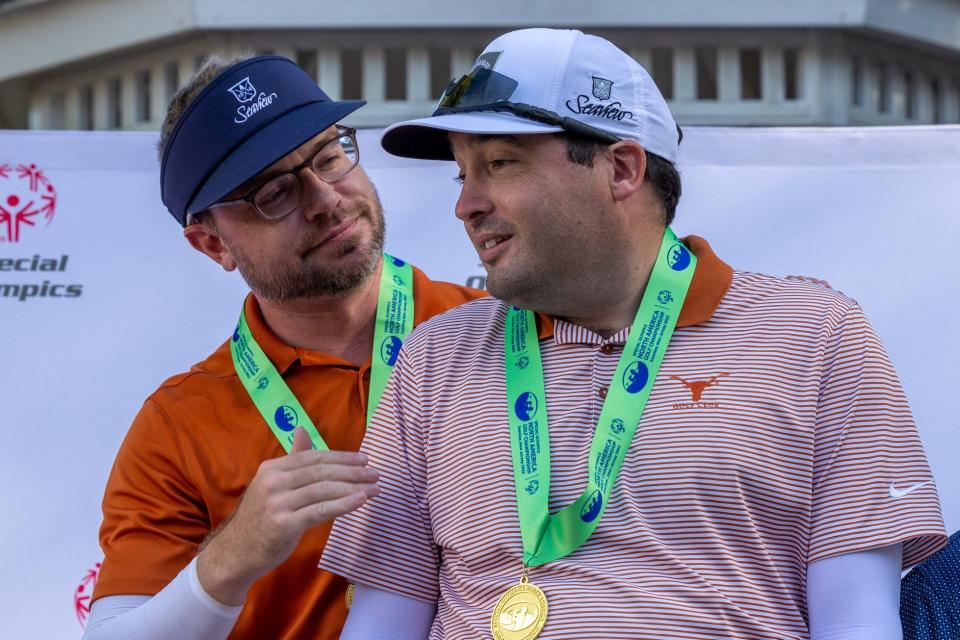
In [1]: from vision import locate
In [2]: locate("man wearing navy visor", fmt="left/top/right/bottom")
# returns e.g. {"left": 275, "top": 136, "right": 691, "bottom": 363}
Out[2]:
{"left": 84, "top": 55, "right": 480, "bottom": 639}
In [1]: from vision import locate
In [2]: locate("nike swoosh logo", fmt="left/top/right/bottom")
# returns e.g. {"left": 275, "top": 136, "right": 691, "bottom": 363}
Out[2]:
{"left": 888, "top": 481, "right": 933, "bottom": 499}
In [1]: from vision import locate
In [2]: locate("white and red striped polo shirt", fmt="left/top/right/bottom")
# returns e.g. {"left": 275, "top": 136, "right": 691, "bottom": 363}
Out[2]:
{"left": 322, "top": 237, "right": 946, "bottom": 639}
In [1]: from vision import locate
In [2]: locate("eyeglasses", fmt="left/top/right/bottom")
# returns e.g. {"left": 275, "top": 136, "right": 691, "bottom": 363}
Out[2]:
{"left": 208, "top": 126, "right": 359, "bottom": 220}
{"left": 434, "top": 68, "right": 622, "bottom": 145}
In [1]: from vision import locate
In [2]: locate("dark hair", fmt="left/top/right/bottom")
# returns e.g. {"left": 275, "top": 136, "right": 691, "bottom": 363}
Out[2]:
{"left": 563, "top": 135, "right": 681, "bottom": 226}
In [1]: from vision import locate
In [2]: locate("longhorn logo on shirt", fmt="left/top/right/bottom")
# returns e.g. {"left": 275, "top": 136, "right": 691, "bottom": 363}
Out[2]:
{"left": 380, "top": 335, "right": 403, "bottom": 366}
{"left": 0, "top": 163, "right": 57, "bottom": 243}
{"left": 274, "top": 405, "right": 298, "bottom": 431}
{"left": 515, "top": 392, "right": 539, "bottom": 421}
{"left": 580, "top": 489, "right": 603, "bottom": 522}
{"left": 622, "top": 361, "right": 649, "bottom": 394}
{"left": 670, "top": 373, "right": 729, "bottom": 401}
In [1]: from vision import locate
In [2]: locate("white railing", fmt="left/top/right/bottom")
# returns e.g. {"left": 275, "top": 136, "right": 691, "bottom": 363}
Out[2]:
{"left": 27, "top": 38, "right": 960, "bottom": 131}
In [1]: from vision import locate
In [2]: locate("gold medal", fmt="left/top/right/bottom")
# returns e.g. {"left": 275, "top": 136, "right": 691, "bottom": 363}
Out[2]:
{"left": 490, "top": 574, "right": 548, "bottom": 640}
{"left": 345, "top": 582, "right": 355, "bottom": 609}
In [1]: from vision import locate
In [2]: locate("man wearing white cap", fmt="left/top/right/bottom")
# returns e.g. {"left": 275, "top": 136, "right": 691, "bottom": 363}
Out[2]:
{"left": 321, "top": 28, "right": 946, "bottom": 639}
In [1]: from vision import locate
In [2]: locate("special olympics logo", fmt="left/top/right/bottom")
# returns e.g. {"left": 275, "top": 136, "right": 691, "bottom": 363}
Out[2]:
{"left": 525, "top": 479, "right": 540, "bottom": 495}
{"left": 514, "top": 391, "right": 539, "bottom": 421}
{"left": 380, "top": 335, "right": 403, "bottom": 366}
{"left": 580, "top": 489, "right": 603, "bottom": 522}
{"left": 227, "top": 77, "right": 257, "bottom": 103}
{"left": 274, "top": 405, "right": 298, "bottom": 431}
{"left": 622, "top": 361, "right": 649, "bottom": 394}
{"left": 667, "top": 243, "right": 691, "bottom": 271}
{"left": 499, "top": 599, "right": 539, "bottom": 632}
{"left": 657, "top": 289, "right": 674, "bottom": 305}
{"left": 74, "top": 561, "right": 101, "bottom": 628}
{"left": 610, "top": 418, "right": 625, "bottom": 434}
{"left": 0, "top": 163, "right": 57, "bottom": 243}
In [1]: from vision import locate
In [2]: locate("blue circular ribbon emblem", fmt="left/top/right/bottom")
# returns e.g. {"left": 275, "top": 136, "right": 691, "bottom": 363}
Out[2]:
{"left": 274, "top": 405, "right": 298, "bottom": 432}
{"left": 380, "top": 336, "right": 403, "bottom": 366}
{"left": 667, "top": 243, "right": 691, "bottom": 271}
{"left": 580, "top": 489, "right": 603, "bottom": 522}
{"left": 515, "top": 392, "right": 539, "bottom": 421}
{"left": 622, "top": 361, "right": 649, "bottom": 394}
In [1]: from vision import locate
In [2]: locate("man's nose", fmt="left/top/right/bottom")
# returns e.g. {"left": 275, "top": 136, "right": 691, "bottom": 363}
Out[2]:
{"left": 454, "top": 176, "right": 493, "bottom": 225}
{"left": 298, "top": 167, "right": 342, "bottom": 220}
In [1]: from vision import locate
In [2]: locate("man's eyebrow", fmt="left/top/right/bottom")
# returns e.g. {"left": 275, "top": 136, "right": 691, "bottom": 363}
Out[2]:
{"left": 458, "top": 133, "right": 524, "bottom": 147}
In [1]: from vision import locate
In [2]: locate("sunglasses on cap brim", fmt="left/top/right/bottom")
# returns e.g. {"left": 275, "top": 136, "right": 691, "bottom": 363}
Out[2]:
{"left": 434, "top": 67, "right": 684, "bottom": 146}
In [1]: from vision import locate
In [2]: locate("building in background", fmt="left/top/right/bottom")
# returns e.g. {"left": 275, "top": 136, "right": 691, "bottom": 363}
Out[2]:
{"left": 1, "top": 0, "right": 959, "bottom": 131}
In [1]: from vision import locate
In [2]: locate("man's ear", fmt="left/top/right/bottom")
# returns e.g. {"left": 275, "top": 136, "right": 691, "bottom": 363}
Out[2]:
{"left": 608, "top": 142, "right": 647, "bottom": 203}
{"left": 183, "top": 222, "right": 237, "bottom": 271}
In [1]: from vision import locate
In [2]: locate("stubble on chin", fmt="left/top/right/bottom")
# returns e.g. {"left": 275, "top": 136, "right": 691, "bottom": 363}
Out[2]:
{"left": 484, "top": 262, "right": 545, "bottom": 310}
{"left": 230, "top": 200, "right": 386, "bottom": 302}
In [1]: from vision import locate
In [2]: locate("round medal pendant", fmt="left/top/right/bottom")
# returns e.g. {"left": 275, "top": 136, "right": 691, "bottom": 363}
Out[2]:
{"left": 490, "top": 579, "right": 548, "bottom": 640}
{"left": 345, "top": 583, "right": 355, "bottom": 609}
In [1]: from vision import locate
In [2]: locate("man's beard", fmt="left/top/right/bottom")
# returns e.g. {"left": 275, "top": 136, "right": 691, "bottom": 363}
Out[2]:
{"left": 228, "top": 197, "right": 386, "bottom": 302}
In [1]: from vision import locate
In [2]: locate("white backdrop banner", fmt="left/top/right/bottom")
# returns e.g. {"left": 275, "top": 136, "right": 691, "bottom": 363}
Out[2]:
{"left": 1, "top": 126, "right": 958, "bottom": 639}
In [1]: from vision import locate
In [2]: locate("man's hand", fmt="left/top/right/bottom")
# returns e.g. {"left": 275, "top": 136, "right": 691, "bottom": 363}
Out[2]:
{"left": 196, "top": 428, "right": 379, "bottom": 605}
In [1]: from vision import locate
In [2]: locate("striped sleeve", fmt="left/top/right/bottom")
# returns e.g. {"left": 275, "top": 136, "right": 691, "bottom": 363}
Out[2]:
{"left": 808, "top": 301, "right": 947, "bottom": 568}
{"left": 320, "top": 347, "right": 441, "bottom": 603}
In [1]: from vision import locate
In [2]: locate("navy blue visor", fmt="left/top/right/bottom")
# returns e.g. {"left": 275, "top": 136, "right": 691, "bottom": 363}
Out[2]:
{"left": 160, "top": 55, "right": 364, "bottom": 226}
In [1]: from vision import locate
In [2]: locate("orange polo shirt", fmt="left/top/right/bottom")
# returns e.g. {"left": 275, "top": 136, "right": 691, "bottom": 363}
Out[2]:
{"left": 93, "top": 267, "right": 483, "bottom": 639}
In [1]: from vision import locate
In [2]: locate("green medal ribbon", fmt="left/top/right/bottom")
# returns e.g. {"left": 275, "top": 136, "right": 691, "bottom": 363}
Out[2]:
{"left": 230, "top": 254, "right": 414, "bottom": 452}
{"left": 504, "top": 228, "right": 695, "bottom": 567}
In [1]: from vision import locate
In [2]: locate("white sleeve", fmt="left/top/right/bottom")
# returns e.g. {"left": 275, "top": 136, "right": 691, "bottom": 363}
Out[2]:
{"left": 82, "top": 557, "right": 242, "bottom": 640}
{"left": 806, "top": 542, "right": 903, "bottom": 640}
{"left": 339, "top": 583, "right": 435, "bottom": 640}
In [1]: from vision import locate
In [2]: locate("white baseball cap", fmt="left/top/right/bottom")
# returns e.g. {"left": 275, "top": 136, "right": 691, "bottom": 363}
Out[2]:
{"left": 381, "top": 28, "right": 680, "bottom": 163}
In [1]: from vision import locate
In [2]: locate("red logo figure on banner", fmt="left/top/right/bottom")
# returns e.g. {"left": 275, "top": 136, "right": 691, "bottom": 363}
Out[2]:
{"left": 74, "top": 561, "right": 101, "bottom": 628}
{"left": 0, "top": 163, "right": 57, "bottom": 243}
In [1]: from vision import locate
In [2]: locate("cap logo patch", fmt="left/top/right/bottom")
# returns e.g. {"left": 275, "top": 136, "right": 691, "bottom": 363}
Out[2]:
{"left": 565, "top": 74, "right": 634, "bottom": 122}
{"left": 228, "top": 77, "right": 280, "bottom": 125}
{"left": 592, "top": 76, "right": 613, "bottom": 100}
{"left": 565, "top": 94, "right": 634, "bottom": 122}
{"left": 228, "top": 77, "right": 258, "bottom": 103}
